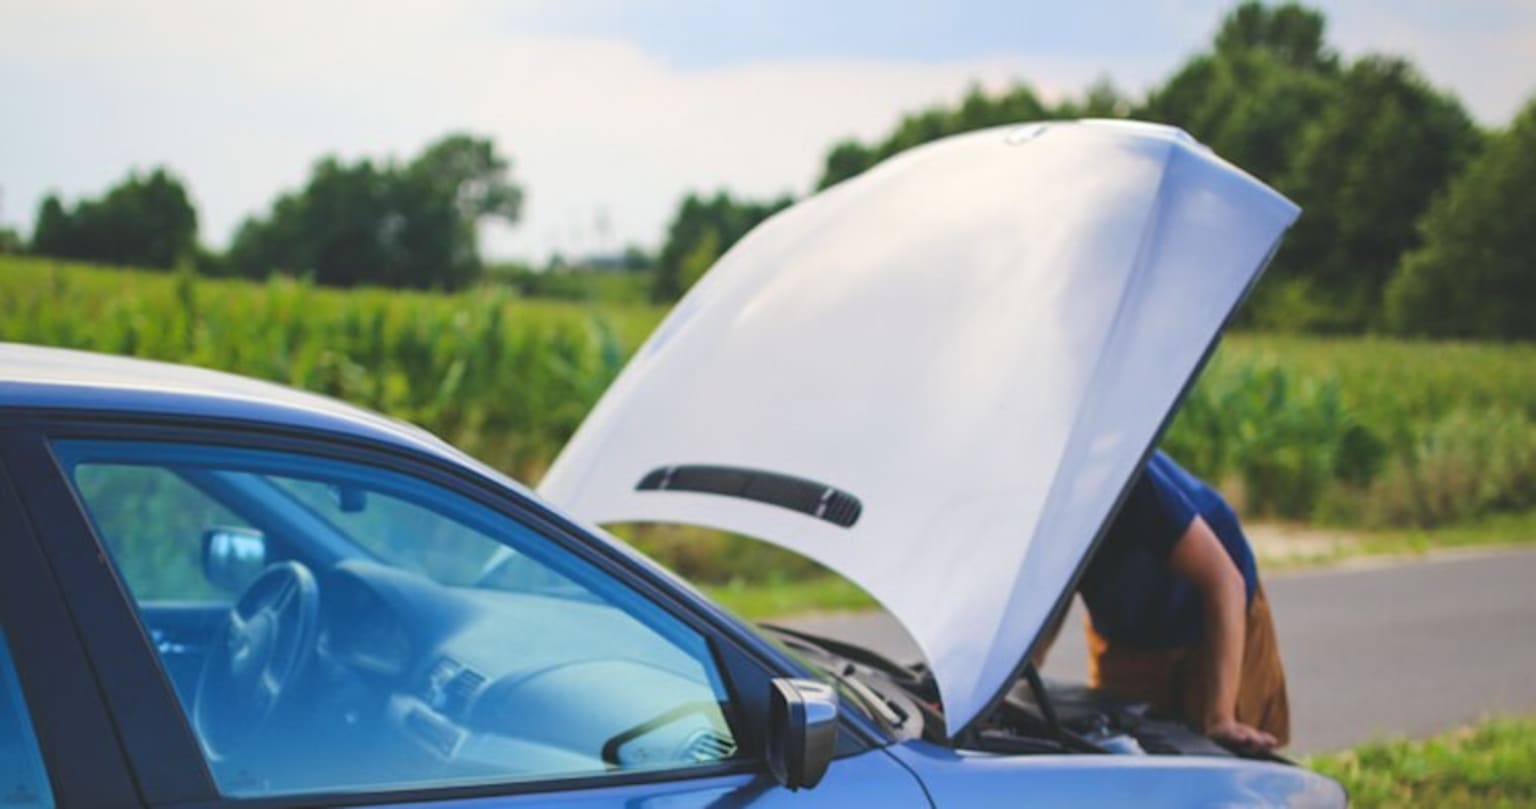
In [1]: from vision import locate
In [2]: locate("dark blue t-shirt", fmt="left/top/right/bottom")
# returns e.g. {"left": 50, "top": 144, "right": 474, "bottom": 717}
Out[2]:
{"left": 1078, "top": 451, "right": 1258, "bottom": 649}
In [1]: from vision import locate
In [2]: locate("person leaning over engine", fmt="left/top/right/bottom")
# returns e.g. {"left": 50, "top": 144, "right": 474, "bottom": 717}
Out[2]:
{"left": 1041, "top": 450, "right": 1289, "bottom": 752}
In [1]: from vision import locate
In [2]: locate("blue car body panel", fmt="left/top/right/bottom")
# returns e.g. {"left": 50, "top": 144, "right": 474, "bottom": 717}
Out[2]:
{"left": 0, "top": 344, "right": 730, "bottom": 617}
{"left": 389, "top": 748, "right": 930, "bottom": 808}
{"left": 888, "top": 740, "right": 1345, "bottom": 808}
{"left": 0, "top": 343, "right": 484, "bottom": 468}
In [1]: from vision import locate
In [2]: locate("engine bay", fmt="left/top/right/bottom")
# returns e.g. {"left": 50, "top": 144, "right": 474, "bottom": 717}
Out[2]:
{"left": 761, "top": 624, "right": 1285, "bottom": 763}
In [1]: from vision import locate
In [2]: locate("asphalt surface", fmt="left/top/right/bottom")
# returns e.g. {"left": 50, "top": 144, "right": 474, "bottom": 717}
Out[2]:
{"left": 785, "top": 547, "right": 1536, "bottom": 753}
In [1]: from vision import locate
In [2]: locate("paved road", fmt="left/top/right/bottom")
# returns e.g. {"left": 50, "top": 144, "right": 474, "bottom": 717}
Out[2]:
{"left": 786, "top": 548, "right": 1536, "bottom": 753}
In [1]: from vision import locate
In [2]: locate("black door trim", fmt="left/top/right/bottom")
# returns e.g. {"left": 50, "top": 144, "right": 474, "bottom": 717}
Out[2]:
{"left": 2, "top": 426, "right": 220, "bottom": 804}
{"left": 0, "top": 426, "right": 144, "bottom": 807}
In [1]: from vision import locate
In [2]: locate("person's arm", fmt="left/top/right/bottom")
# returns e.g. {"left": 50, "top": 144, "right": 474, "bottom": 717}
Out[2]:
{"left": 1167, "top": 516, "right": 1278, "bottom": 752}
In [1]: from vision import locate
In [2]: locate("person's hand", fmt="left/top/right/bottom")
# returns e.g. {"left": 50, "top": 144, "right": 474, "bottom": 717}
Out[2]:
{"left": 1206, "top": 718, "right": 1279, "bottom": 753}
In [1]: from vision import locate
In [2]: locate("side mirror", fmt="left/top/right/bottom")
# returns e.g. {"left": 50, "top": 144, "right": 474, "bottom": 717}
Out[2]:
{"left": 766, "top": 678, "right": 838, "bottom": 790}
{"left": 202, "top": 527, "right": 268, "bottom": 593}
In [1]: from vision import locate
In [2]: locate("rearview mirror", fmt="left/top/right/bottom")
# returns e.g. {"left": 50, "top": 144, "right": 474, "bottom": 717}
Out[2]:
{"left": 202, "top": 527, "right": 268, "bottom": 593}
{"left": 766, "top": 678, "right": 838, "bottom": 790}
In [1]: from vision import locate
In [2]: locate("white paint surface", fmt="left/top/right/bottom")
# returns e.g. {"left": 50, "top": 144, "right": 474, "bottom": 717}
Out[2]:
{"left": 540, "top": 120, "right": 1298, "bottom": 736}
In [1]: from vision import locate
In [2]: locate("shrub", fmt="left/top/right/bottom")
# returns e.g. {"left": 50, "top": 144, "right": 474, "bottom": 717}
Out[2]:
{"left": 1165, "top": 361, "right": 1384, "bottom": 519}
{"left": 1363, "top": 408, "right": 1536, "bottom": 528}
{"left": 1386, "top": 94, "right": 1536, "bottom": 340}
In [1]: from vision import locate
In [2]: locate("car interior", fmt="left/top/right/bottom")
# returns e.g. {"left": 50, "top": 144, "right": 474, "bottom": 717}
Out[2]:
{"left": 50, "top": 440, "right": 741, "bottom": 798}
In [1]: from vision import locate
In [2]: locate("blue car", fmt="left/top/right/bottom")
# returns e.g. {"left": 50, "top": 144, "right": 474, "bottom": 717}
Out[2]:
{"left": 0, "top": 122, "right": 1345, "bottom": 807}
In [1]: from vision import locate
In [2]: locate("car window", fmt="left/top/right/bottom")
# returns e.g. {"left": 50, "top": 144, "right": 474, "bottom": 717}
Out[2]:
{"left": 72, "top": 464, "right": 251, "bottom": 601}
{"left": 0, "top": 629, "right": 54, "bottom": 808}
{"left": 274, "top": 476, "right": 586, "bottom": 600}
{"left": 53, "top": 440, "right": 741, "bottom": 799}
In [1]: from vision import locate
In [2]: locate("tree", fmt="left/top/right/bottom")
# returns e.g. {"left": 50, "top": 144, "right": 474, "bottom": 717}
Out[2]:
{"left": 1140, "top": 2, "right": 1339, "bottom": 183}
{"left": 677, "top": 228, "right": 720, "bottom": 293}
{"left": 1139, "top": 3, "right": 1483, "bottom": 333}
{"left": 811, "top": 6, "right": 1338, "bottom": 192}
{"left": 1059, "top": 77, "right": 1131, "bottom": 119}
{"left": 815, "top": 84, "right": 1055, "bottom": 189}
{"left": 819, "top": 140, "right": 877, "bottom": 191}
{"left": 1276, "top": 56, "right": 1479, "bottom": 330}
{"left": 1385, "top": 96, "right": 1536, "bottom": 340}
{"left": 652, "top": 192, "right": 793, "bottom": 301}
{"left": 228, "top": 133, "right": 522, "bottom": 289}
{"left": 0, "top": 226, "right": 22, "bottom": 255}
{"left": 31, "top": 196, "right": 70, "bottom": 255}
{"left": 30, "top": 168, "right": 199, "bottom": 269}
{"left": 1213, "top": 1, "right": 1335, "bottom": 71}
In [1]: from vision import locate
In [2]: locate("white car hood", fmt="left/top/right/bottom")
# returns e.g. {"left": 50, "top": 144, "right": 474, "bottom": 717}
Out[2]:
{"left": 539, "top": 120, "right": 1299, "bottom": 738}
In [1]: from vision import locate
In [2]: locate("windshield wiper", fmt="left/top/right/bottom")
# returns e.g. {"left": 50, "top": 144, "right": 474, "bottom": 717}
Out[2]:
{"left": 766, "top": 627, "right": 921, "bottom": 737}
{"left": 834, "top": 663, "right": 908, "bottom": 729}
{"left": 759, "top": 623, "right": 915, "bottom": 680}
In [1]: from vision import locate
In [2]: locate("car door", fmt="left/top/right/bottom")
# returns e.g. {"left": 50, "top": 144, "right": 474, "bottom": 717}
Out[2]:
{"left": 0, "top": 430, "right": 142, "bottom": 808}
{"left": 10, "top": 420, "right": 930, "bottom": 808}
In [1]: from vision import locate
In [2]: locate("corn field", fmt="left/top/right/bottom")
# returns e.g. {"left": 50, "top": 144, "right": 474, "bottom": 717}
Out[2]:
{"left": 0, "top": 257, "right": 661, "bottom": 480}
{"left": 4, "top": 256, "right": 1534, "bottom": 554}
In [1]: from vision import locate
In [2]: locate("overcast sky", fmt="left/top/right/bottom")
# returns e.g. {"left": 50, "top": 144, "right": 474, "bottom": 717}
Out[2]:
{"left": 3, "top": 0, "right": 1532, "bottom": 262}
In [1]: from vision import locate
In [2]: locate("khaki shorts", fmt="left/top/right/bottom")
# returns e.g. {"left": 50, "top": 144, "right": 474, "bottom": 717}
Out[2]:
{"left": 1085, "top": 585, "right": 1291, "bottom": 746}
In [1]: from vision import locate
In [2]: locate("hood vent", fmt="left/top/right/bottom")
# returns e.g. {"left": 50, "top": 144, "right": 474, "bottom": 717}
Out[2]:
{"left": 636, "top": 465, "right": 862, "bottom": 528}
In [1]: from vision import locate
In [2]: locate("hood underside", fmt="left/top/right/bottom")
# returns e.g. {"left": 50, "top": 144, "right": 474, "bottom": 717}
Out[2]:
{"left": 540, "top": 120, "right": 1299, "bottom": 738}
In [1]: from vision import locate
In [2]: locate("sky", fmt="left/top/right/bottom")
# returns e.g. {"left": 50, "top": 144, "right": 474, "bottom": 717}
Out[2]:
{"left": 2, "top": 0, "right": 1532, "bottom": 263}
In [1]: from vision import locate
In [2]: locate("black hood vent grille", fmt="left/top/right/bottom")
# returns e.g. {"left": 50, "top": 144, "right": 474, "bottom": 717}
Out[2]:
{"left": 637, "top": 464, "right": 862, "bottom": 528}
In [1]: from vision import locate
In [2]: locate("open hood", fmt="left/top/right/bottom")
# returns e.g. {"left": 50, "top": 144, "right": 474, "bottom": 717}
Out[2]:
{"left": 539, "top": 121, "right": 1299, "bottom": 738}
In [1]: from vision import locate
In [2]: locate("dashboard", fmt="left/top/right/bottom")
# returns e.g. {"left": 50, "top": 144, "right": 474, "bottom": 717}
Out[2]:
{"left": 296, "top": 560, "right": 740, "bottom": 787}
{"left": 321, "top": 574, "right": 413, "bottom": 676}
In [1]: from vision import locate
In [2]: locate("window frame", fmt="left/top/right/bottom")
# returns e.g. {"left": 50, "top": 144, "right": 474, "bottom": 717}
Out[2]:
{"left": 9, "top": 410, "right": 885, "bottom": 808}
{"left": 55, "top": 437, "right": 748, "bottom": 781}
{"left": 0, "top": 426, "right": 142, "bottom": 808}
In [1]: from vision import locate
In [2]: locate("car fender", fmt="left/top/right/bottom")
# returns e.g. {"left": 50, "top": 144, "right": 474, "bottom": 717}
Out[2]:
{"left": 888, "top": 740, "right": 1345, "bottom": 808}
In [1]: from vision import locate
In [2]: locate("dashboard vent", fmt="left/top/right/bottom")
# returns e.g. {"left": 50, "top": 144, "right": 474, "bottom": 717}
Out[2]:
{"left": 425, "top": 658, "right": 486, "bottom": 715}
{"left": 444, "top": 668, "right": 486, "bottom": 714}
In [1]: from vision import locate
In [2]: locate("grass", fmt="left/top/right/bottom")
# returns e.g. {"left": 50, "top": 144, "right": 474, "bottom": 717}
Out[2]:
{"left": 702, "top": 576, "right": 875, "bottom": 620}
{"left": 700, "top": 508, "right": 1536, "bottom": 620}
{"left": 0, "top": 255, "right": 664, "bottom": 480}
{"left": 1164, "top": 334, "right": 1536, "bottom": 527}
{"left": 5, "top": 255, "right": 1536, "bottom": 613}
{"left": 1226, "top": 333, "right": 1536, "bottom": 427}
{"left": 1307, "top": 715, "right": 1536, "bottom": 808}
{"left": 1254, "top": 508, "right": 1536, "bottom": 571}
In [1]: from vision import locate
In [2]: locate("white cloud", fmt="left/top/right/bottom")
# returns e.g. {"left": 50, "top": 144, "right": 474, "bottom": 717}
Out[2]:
{"left": 2, "top": 0, "right": 1105, "bottom": 259}
{"left": 1320, "top": 1, "right": 1535, "bottom": 124}
{"left": 2, "top": 0, "right": 1530, "bottom": 261}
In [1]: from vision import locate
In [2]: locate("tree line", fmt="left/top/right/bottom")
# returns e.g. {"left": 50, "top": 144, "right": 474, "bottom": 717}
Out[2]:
{"left": 652, "top": 2, "right": 1534, "bottom": 340}
{"left": 15, "top": 134, "right": 522, "bottom": 292}
{"left": 10, "top": 2, "right": 1532, "bottom": 338}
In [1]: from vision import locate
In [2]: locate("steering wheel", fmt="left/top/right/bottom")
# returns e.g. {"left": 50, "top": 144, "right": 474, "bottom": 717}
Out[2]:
{"left": 194, "top": 561, "right": 321, "bottom": 758}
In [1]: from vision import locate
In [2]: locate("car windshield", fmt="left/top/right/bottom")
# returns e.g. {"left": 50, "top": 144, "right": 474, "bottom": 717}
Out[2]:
{"left": 266, "top": 475, "right": 589, "bottom": 597}
{"left": 53, "top": 440, "right": 743, "bottom": 799}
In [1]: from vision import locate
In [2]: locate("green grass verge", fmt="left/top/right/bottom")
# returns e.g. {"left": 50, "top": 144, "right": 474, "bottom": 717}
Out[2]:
{"left": 1306, "top": 715, "right": 1536, "bottom": 808}
{"left": 702, "top": 576, "right": 875, "bottom": 621}
{"left": 1257, "top": 508, "right": 1536, "bottom": 571}
{"left": 695, "top": 508, "right": 1536, "bottom": 620}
